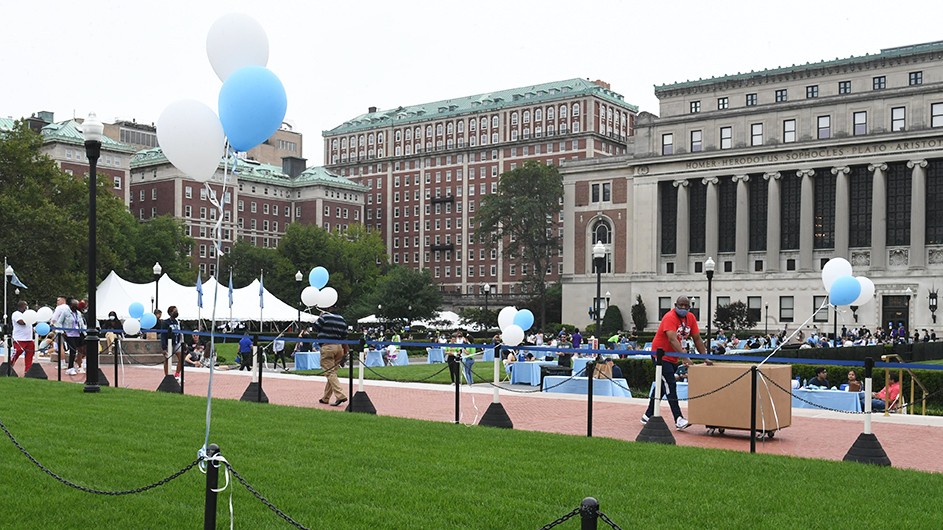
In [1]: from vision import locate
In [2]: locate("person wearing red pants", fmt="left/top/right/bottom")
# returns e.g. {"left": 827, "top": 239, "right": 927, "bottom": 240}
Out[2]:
{"left": 11, "top": 301, "right": 36, "bottom": 372}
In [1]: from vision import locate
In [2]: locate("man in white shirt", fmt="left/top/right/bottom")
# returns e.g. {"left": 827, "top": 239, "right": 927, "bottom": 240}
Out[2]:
{"left": 11, "top": 301, "right": 35, "bottom": 372}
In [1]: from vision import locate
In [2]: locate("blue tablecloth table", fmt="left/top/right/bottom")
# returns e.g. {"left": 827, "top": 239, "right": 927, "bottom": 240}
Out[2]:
{"left": 483, "top": 348, "right": 495, "bottom": 361}
{"left": 543, "top": 376, "right": 631, "bottom": 397}
{"left": 391, "top": 349, "right": 409, "bottom": 366}
{"left": 365, "top": 350, "right": 385, "bottom": 367}
{"left": 294, "top": 352, "right": 321, "bottom": 371}
{"left": 509, "top": 361, "right": 558, "bottom": 386}
{"left": 649, "top": 381, "right": 689, "bottom": 400}
{"left": 427, "top": 348, "right": 444, "bottom": 363}
{"left": 792, "top": 388, "right": 863, "bottom": 412}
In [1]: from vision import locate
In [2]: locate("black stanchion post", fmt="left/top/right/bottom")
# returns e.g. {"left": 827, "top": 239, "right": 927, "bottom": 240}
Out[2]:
{"left": 257, "top": 346, "right": 263, "bottom": 402}
{"left": 57, "top": 333, "right": 63, "bottom": 381}
{"left": 586, "top": 361, "right": 595, "bottom": 438}
{"left": 636, "top": 349, "right": 676, "bottom": 444}
{"left": 750, "top": 365, "right": 758, "bottom": 453}
{"left": 348, "top": 339, "right": 356, "bottom": 411}
{"left": 113, "top": 337, "right": 119, "bottom": 388}
{"left": 180, "top": 351, "right": 185, "bottom": 395}
{"left": 843, "top": 357, "right": 891, "bottom": 466}
{"left": 580, "top": 497, "right": 599, "bottom": 530}
{"left": 454, "top": 355, "right": 460, "bottom": 424}
{"left": 203, "top": 443, "right": 220, "bottom": 530}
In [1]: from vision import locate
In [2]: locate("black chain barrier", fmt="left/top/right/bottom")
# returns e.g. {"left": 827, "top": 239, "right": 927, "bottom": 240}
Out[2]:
{"left": 538, "top": 502, "right": 623, "bottom": 530}
{"left": 538, "top": 507, "right": 580, "bottom": 529}
{"left": 763, "top": 375, "right": 943, "bottom": 415}
{"left": 473, "top": 367, "right": 589, "bottom": 393}
{"left": 355, "top": 357, "right": 451, "bottom": 383}
{"left": 598, "top": 510, "right": 623, "bottom": 529}
{"left": 0, "top": 414, "right": 199, "bottom": 495}
{"left": 224, "top": 461, "right": 310, "bottom": 530}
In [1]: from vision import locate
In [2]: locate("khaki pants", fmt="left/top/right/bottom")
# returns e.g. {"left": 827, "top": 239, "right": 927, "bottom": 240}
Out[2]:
{"left": 320, "top": 344, "right": 347, "bottom": 401}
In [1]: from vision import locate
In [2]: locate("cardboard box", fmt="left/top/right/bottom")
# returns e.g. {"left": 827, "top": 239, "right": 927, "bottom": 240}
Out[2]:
{"left": 687, "top": 363, "right": 791, "bottom": 432}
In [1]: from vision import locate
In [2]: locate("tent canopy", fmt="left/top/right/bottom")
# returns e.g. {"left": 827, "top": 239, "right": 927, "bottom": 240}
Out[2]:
{"left": 95, "top": 270, "right": 317, "bottom": 322}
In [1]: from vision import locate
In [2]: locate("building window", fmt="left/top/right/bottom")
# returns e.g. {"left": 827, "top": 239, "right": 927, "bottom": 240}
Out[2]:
{"left": 780, "top": 296, "right": 794, "bottom": 323}
{"left": 806, "top": 85, "right": 818, "bottom": 99}
{"left": 720, "top": 126, "right": 732, "bottom": 150}
{"left": 746, "top": 93, "right": 757, "bottom": 106}
{"left": 813, "top": 171, "right": 836, "bottom": 249}
{"left": 909, "top": 71, "right": 923, "bottom": 86}
{"left": 886, "top": 162, "right": 911, "bottom": 246}
{"left": 718, "top": 178, "right": 736, "bottom": 253}
{"left": 751, "top": 123, "right": 763, "bottom": 146}
{"left": 891, "top": 107, "right": 906, "bottom": 132}
{"left": 717, "top": 97, "right": 728, "bottom": 110}
{"left": 660, "top": 181, "right": 677, "bottom": 255}
{"left": 690, "top": 101, "right": 701, "bottom": 114}
{"left": 926, "top": 161, "right": 943, "bottom": 244}
{"left": 690, "top": 130, "right": 702, "bottom": 152}
{"left": 780, "top": 174, "right": 801, "bottom": 250}
{"left": 817, "top": 115, "right": 831, "bottom": 139}
{"left": 688, "top": 181, "right": 706, "bottom": 254}
{"left": 849, "top": 165, "right": 872, "bottom": 247}
{"left": 813, "top": 296, "right": 829, "bottom": 322}
{"left": 662, "top": 133, "right": 673, "bottom": 155}
{"left": 872, "top": 76, "right": 886, "bottom": 90}
{"left": 775, "top": 89, "right": 787, "bottom": 102}
{"left": 113, "top": 176, "right": 121, "bottom": 189}
{"left": 783, "top": 119, "right": 796, "bottom": 143}
{"left": 838, "top": 80, "right": 851, "bottom": 94}
{"left": 748, "top": 176, "right": 768, "bottom": 252}
{"left": 932, "top": 103, "right": 943, "bottom": 128}
{"left": 591, "top": 182, "right": 612, "bottom": 203}
{"left": 853, "top": 111, "right": 868, "bottom": 136}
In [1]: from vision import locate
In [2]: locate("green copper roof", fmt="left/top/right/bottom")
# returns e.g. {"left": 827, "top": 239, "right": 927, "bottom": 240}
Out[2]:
{"left": 131, "top": 147, "right": 365, "bottom": 191}
{"left": 326, "top": 78, "right": 637, "bottom": 135}
{"left": 656, "top": 40, "right": 943, "bottom": 92}
{"left": 41, "top": 120, "right": 136, "bottom": 153}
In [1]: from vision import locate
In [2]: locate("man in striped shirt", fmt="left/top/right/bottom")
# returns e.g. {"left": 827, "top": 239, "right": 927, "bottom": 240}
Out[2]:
{"left": 313, "top": 307, "right": 349, "bottom": 407}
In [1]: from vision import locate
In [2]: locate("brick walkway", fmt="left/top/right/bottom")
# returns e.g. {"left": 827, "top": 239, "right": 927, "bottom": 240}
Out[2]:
{"left": 21, "top": 356, "right": 943, "bottom": 474}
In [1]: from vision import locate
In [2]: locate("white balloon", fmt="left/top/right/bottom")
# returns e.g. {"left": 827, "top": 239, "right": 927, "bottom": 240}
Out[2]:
{"left": 157, "top": 100, "right": 225, "bottom": 182}
{"left": 123, "top": 319, "right": 141, "bottom": 335}
{"left": 851, "top": 276, "right": 875, "bottom": 306}
{"left": 821, "top": 258, "right": 853, "bottom": 291}
{"left": 301, "top": 286, "right": 320, "bottom": 307}
{"left": 36, "top": 306, "right": 54, "bottom": 323}
{"left": 498, "top": 306, "right": 518, "bottom": 330}
{"left": 22, "top": 309, "right": 38, "bottom": 326}
{"left": 317, "top": 287, "right": 338, "bottom": 308}
{"left": 503, "top": 324, "right": 525, "bottom": 346}
{"left": 206, "top": 13, "right": 270, "bottom": 82}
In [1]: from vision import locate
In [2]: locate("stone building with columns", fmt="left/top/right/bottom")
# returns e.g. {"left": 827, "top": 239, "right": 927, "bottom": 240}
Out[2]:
{"left": 561, "top": 41, "right": 943, "bottom": 336}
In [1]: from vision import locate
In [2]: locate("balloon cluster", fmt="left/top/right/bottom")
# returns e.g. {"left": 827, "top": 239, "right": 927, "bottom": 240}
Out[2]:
{"left": 822, "top": 258, "right": 875, "bottom": 307}
{"left": 31, "top": 307, "right": 55, "bottom": 336}
{"left": 157, "top": 13, "right": 288, "bottom": 181}
{"left": 300, "top": 266, "right": 338, "bottom": 309}
{"left": 497, "top": 306, "right": 534, "bottom": 347}
{"left": 123, "top": 302, "right": 159, "bottom": 335}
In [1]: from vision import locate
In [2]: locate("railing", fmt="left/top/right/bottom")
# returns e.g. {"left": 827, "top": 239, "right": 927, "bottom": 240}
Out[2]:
{"left": 880, "top": 354, "right": 928, "bottom": 415}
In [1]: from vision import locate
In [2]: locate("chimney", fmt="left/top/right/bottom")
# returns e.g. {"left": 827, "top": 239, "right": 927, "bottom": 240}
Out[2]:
{"left": 368, "top": 106, "right": 377, "bottom": 113}
{"left": 282, "top": 156, "right": 307, "bottom": 178}
{"left": 591, "top": 79, "right": 611, "bottom": 90}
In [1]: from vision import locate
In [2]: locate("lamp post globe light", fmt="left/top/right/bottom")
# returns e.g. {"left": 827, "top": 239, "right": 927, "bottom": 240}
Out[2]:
{"left": 592, "top": 241, "right": 606, "bottom": 337}
{"left": 4, "top": 262, "right": 13, "bottom": 362}
{"left": 153, "top": 262, "right": 162, "bottom": 314}
{"left": 929, "top": 289, "right": 939, "bottom": 324}
{"left": 704, "top": 257, "right": 715, "bottom": 348}
{"left": 83, "top": 113, "right": 104, "bottom": 393}
{"left": 295, "top": 270, "right": 303, "bottom": 327}
{"left": 482, "top": 282, "right": 491, "bottom": 313}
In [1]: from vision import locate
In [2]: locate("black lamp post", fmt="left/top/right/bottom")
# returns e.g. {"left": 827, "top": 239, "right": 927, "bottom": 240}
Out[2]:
{"left": 850, "top": 305, "right": 859, "bottom": 323}
{"left": 929, "top": 289, "right": 938, "bottom": 324}
{"left": 295, "top": 270, "right": 303, "bottom": 328}
{"left": 705, "top": 257, "right": 715, "bottom": 344}
{"left": 592, "top": 241, "right": 605, "bottom": 336}
{"left": 765, "top": 304, "right": 769, "bottom": 336}
{"left": 482, "top": 283, "right": 491, "bottom": 313}
{"left": 83, "top": 113, "right": 103, "bottom": 393}
{"left": 153, "top": 262, "right": 162, "bottom": 314}
{"left": 3, "top": 261, "right": 12, "bottom": 364}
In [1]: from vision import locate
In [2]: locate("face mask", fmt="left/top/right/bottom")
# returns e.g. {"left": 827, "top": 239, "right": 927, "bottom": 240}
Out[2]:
{"left": 675, "top": 308, "right": 689, "bottom": 318}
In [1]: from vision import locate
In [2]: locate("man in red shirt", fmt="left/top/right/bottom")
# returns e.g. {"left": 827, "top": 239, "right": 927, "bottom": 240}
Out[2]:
{"left": 869, "top": 372, "right": 901, "bottom": 411}
{"left": 642, "top": 295, "right": 708, "bottom": 430}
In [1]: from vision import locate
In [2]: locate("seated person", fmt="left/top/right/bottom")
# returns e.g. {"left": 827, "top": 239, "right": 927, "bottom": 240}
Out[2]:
{"left": 608, "top": 358, "right": 623, "bottom": 379}
{"left": 185, "top": 343, "right": 204, "bottom": 367}
{"left": 524, "top": 352, "right": 535, "bottom": 361}
{"left": 806, "top": 367, "right": 830, "bottom": 388}
{"left": 675, "top": 363, "right": 689, "bottom": 382}
{"left": 867, "top": 373, "right": 901, "bottom": 411}
{"left": 503, "top": 350, "right": 517, "bottom": 368}
{"left": 37, "top": 332, "right": 57, "bottom": 357}
{"left": 845, "top": 370, "right": 862, "bottom": 392}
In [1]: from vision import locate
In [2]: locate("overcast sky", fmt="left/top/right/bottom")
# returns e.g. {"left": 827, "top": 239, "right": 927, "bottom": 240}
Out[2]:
{"left": 3, "top": 0, "right": 940, "bottom": 165}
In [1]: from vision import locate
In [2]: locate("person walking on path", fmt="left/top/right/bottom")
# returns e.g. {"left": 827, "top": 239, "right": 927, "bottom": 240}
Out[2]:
{"left": 10, "top": 301, "right": 35, "bottom": 372}
{"left": 55, "top": 298, "right": 86, "bottom": 375}
{"left": 642, "top": 295, "right": 709, "bottom": 431}
{"left": 313, "top": 305, "right": 349, "bottom": 407}
{"left": 237, "top": 332, "right": 254, "bottom": 371}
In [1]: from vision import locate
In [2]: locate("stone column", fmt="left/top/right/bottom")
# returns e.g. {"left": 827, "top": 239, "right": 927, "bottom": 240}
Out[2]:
{"left": 909, "top": 159, "right": 928, "bottom": 269}
{"left": 832, "top": 166, "right": 851, "bottom": 258}
{"left": 675, "top": 179, "right": 690, "bottom": 274}
{"left": 704, "top": 176, "right": 719, "bottom": 262}
{"left": 869, "top": 163, "right": 887, "bottom": 270}
{"left": 797, "top": 169, "right": 815, "bottom": 272}
{"left": 733, "top": 175, "right": 750, "bottom": 273}
{"left": 765, "top": 172, "right": 782, "bottom": 272}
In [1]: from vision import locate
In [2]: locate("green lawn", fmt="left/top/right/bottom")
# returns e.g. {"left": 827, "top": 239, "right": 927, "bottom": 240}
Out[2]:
{"left": 2, "top": 378, "right": 941, "bottom": 529}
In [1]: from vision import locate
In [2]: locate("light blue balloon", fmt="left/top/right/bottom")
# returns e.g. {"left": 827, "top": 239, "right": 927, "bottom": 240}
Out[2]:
{"left": 829, "top": 275, "right": 861, "bottom": 306}
{"left": 140, "top": 312, "right": 158, "bottom": 330}
{"left": 309, "top": 266, "right": 329, "bottom": 289}
{"left": 36, "top": 322, "right": 50, "bottom": 336}
{"left": 128, "top": 302, "right": 145, "bottom": 319}
{"left": 218, "top": 66, "right": 287, "bottom": 152}
{"left": 513, "top": 309, "right": 535, "bottom": 331}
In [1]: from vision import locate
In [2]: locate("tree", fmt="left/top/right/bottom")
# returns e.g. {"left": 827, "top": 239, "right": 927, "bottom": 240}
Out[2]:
{"left": 713, "top": 300, "right": 757, "bottom": 332}
{"left": 221, "top": 241, "right": 294, "bottom": 304}
{"left": 601, "top": 305, "right": 624, "bottom": 336}
{"left": 631, "top": 295, "right": 648, "bottom": 331}
{"left": 371, "top": 267, "right": 441, "bottom": 326}
{"left": 127, "top": 215, "right": 195, "bottom": 285}
{"left": 474, "top": 161, "right": 562, "bottom": 329}
{"left": 459, "top": 306, "right": 497, "bottom": 331}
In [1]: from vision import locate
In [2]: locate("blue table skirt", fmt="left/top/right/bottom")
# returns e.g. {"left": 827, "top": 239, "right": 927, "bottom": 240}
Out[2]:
{"left": 509, "top": 361, "right": 558, "bottom": 386}
{"left": 543, "top": 376, "right": 632, "bottom": 398}
{"left": 294, "top": 352, "right": 321, "bottom": 371}
{"left": 427, "top": 348, "right": 444, "bottom": 363}
{"left": 483, "top": 348, "right": 495, "bottom": 361}
{"left": 649, "top": 381, "right": 689, "bottom": 400}
{"left": 365, "top": 350, "right": 385, "bottom": 367}
{"left": 792, "top": 389, "right": 863, "bottom": 412}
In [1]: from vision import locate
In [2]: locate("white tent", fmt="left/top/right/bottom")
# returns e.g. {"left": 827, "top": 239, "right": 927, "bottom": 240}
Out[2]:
{"left": 95, "top": 270, "right": 318, "bottom": 323}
